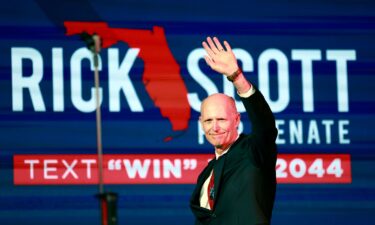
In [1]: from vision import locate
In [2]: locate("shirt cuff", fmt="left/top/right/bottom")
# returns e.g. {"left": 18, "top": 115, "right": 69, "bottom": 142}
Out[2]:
{"left": 237, "top": 85, "right": 256, "bottom": 98}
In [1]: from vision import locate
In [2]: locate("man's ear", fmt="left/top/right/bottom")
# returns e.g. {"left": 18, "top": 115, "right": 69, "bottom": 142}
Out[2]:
{"left": 235, "top": 113, "right": 241, "bottom": 128}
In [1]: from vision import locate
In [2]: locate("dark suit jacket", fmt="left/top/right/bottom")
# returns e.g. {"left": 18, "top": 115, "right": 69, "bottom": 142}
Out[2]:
{"left": 190, "top": 90, "right": 278, "bottom": 225}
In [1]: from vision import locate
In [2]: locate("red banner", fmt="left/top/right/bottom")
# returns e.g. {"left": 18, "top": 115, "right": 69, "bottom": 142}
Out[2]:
{"left": 13, "top": 154, "right": 351, "bottom": 185}
{"left": 276, "top": 154, "right": 351, "bottom": 183}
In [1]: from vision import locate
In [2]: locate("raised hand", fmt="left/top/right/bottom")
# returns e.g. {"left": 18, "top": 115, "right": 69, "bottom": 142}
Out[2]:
{"left": 202, "top": 36, "right": 239, "bottom": 77}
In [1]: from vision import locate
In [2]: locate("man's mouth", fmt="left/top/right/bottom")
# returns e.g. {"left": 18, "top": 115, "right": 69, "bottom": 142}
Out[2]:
{"left": 210, "top": 132, "right": 225, "bottom": 136}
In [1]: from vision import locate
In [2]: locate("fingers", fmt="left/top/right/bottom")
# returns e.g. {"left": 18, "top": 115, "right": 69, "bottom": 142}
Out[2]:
{"left": 202, "top": 36, "right": 229, "bottom": 69}
{"left": 223, "top": 40, "right": 232, "bottom": 52}
{"left": 207, "top": 37, "right": 218, "bottom": 53}
{"left": 213, "top": 37, "right": 225, "bottom": 52}
{"left": 202, "top": 41, "right": 215, "bottom": 59}
{"left": 204, "top": 36, "right": 225, "bottom": 54}
{"left": 202, "top": 37, "right": 236, "bottom": 75}
{"left": 204, "top": 55, "right": 214, "bottom": 68}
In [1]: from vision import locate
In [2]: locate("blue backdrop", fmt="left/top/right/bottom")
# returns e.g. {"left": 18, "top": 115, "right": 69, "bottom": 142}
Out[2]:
{"left": 0, "top": 0, "right": 374, "bottom": 224}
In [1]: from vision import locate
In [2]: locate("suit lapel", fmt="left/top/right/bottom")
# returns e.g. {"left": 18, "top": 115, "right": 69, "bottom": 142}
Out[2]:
{"left": 191, "top": 154, "right": 226, "bottom": 209}
{"left": 191, "top": 158, "right": 215, "bottom": 204}
{"left": 211, "top": 135, "right": 244, "bottom": 206}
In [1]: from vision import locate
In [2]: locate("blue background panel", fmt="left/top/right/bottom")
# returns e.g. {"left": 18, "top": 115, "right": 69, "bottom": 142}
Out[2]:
{"left": 0, "top": 0, "right": 375, "bottom": 224}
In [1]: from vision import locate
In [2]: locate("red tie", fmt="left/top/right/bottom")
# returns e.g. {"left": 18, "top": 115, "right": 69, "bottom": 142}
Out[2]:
{"left": 207, "top": 170, "right": 215, "bottom": 209}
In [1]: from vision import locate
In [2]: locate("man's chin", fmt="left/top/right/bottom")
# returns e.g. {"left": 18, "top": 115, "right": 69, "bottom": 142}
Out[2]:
{"left": 208, "top": 139, "right": 222, "bottom": 148}
{"left": 214, "top": 144, "right": 223, "bottom": 149}
{"left": 207, "top": 140, "right": 223, "bottom": 149}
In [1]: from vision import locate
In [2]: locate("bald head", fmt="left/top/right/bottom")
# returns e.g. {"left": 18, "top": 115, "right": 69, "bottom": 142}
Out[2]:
{"left": 201, "top": 93, "right": 238, "bottom": 115}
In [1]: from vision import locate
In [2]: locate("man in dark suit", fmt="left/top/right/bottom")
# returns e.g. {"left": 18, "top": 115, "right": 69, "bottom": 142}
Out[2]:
{"left": 190, "top": 37, "right": 278, "bottom": 225}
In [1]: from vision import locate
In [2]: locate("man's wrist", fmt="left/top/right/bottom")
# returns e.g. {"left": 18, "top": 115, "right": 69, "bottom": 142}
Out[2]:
{"left": 238, "top": 84, "right": 255, "bottom": 98}
{"left": 226, "top": 68, "right": 242, "bottom": 82}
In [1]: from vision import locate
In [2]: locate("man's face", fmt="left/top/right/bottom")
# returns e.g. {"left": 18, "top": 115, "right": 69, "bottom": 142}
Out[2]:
{"left": 200, "top": 94, "right": 240, "bottom": 152}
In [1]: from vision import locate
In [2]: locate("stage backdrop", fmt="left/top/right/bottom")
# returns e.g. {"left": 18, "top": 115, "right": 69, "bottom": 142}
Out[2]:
{"left": 0, "top": 0, "right": 374, "bottom": 224}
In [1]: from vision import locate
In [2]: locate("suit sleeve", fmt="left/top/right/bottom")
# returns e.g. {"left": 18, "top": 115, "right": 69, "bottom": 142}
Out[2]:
{"left": 240, "top": 88, "right": 278, "bottom": 167}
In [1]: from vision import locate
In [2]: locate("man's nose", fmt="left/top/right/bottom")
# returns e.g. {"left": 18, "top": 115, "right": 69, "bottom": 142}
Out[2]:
{"left": 213, "top": 121, "right": 220, "bottom": 131}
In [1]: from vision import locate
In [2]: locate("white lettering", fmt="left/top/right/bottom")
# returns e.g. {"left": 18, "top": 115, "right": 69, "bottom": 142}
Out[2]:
{"left": 289, "top": 119, "right": 303, "bottom": 144}
{"left": 275, "top": 119, "right": 349, "bottom": 145}
{"left": 108, "top": 48, "right": 144, "bottom": 112}
{"left": 70, "top": 47, "right": 103, "bottom": 112}
{"left": 11, "top": 47, "right": 46, "bottom": 111}
{"left": 24, "top": 159, "right": 39, "bottom": 179}
{"left": 52, "top": 48, "right": 64, "bottom": 111}
{"left": 163, "top": 159, "right": 181, "bottom": 178}
{"left": 123, "top": 159, "right": 150, "bottom": 178}
{"left": 153, "top": 159, "right": 161, "bottom": 178}
{"left": 291, "top": 50, "right": 322, "bottom": 112}
{"left": 307, "top": 120, "right": 320, "bottom": 144}
{"left": 338, "top": 120, "right": 350, "bottom": 144}
{"left": 81, "top": 159, "right": 96, "bottom": 179}
{"left": 322, "top": 120, "right": 334, "bottom": 144}
{"left": 326, "top": 50, "right": 356, "bottom": 112}
{"left": 62, "top": 160, "right": 78, "bottom": 179}
{"left": 44, "top": 159, "right": 58, "bottom": 179}
{"left": 258, "top": 49, "right": 290, "bottom": 113}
